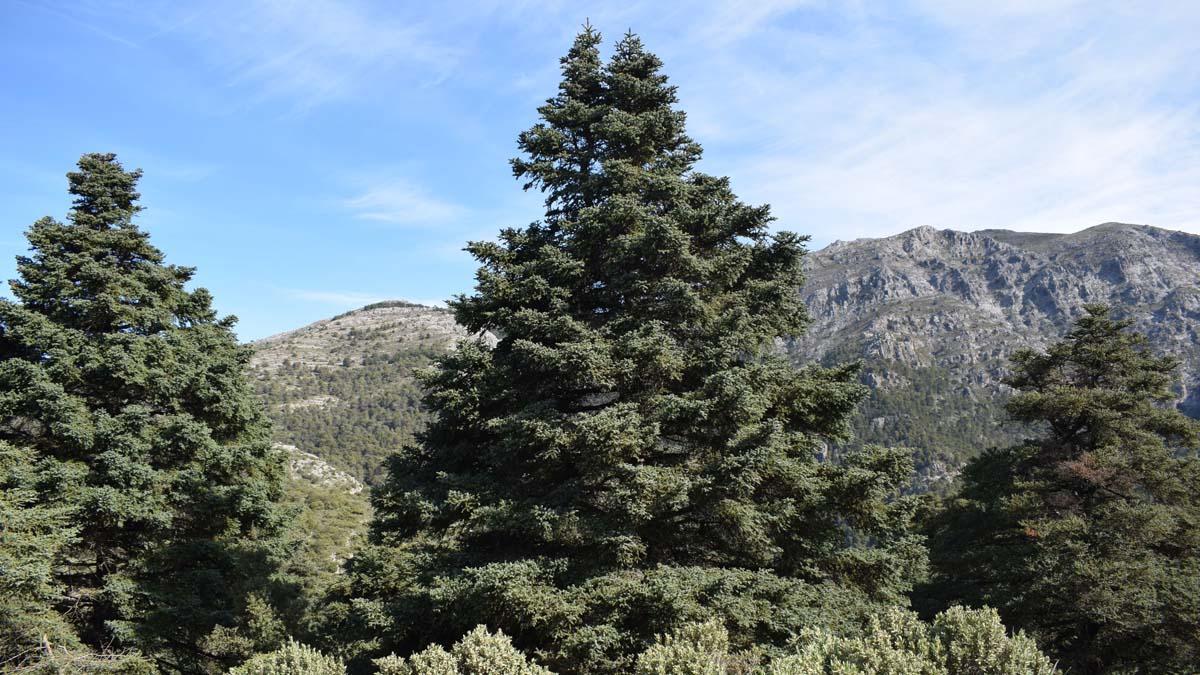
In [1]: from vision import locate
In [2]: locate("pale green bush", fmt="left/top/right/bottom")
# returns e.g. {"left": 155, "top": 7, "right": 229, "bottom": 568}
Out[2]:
{"left": 228, "top": 640, "right": 344, "bottom": 675}
{"left": 374, "top": 625, "right": 553, "bottom": 675}
{"left": 635, "top": 620, "right": 756, "bottom": 675}
{"left": 770, "top": 606, "right": 1056, "bottom": 674}
{"left": 9, "top": 647, "right": 157, "bottom": 674}
{"left": 632, "top": 607, "right": 1055, "bottom": 675}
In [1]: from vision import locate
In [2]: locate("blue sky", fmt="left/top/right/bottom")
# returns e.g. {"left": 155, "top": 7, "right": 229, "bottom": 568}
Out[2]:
{"left": 3, "top": 1, "right": 1198, "bottom": 340}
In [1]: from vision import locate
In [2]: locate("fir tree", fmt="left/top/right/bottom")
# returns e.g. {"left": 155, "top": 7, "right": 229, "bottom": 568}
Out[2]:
{"left": 0, "top": 441, "right": 82, "bottom": 662}
{"left": 337, "top": 29, "right": 923, "bottom": 673}
{"left": 923, "top": 305, "right": 1200, "bottom": 673}
{"left": 0, "top": 153, "right": 290, "bottom": 672}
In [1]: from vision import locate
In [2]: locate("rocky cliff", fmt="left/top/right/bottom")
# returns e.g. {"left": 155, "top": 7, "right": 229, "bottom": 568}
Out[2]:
{"left": 251, "top": 225, "right": 1200, "bottom": 490}
{"left": 790, "top": 223, "right": 1200, "bottom": 487}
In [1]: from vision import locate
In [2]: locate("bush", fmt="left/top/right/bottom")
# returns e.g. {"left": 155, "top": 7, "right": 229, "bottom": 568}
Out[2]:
{"left": 631, "top": 607, "right": 1055, "bottom": 675}
{"left": 635, "top": 620, "right": 756, "bottom": 675}
{"left": 772, "top": 606, "right": 1056, "bottom": 674}
{"left": 7, "top": 644, "right": 157, "bottom": 674}
{"left": 229, "top": 640, "right": 344, "bottom": 675}
{"left": 374, "top": 625, "right": 552, "bottom": 675}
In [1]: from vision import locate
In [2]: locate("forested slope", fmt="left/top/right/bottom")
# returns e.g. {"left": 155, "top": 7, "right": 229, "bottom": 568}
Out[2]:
{"left": 254, "top": 225, "right": 1200, "bottom": 490}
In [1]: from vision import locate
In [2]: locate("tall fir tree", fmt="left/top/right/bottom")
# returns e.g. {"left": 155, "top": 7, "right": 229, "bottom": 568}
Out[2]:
{"left": 335, "top": 29, "right": 924, "bottom": 673}
{"left": 922, "top": 305, "right": 1200, "bottom": 673}
{"left": 0, "top": 153, "right": 291, "bottom": 673}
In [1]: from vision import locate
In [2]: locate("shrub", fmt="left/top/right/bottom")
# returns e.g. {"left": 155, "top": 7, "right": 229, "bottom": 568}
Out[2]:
{"left": 772, "top": 606, "right": 1055, "bottom": 674}
{"left": 635, "top": 620, "right": 756, "bottom": 675}
{"left": 632, "top": 607, "right": 1055, "bottom": 675}
{"left": 229, "top": 640, "right": 344, "bottom": 675}
{"left": 374, "top": 626, "right": 552, "bottom": 675}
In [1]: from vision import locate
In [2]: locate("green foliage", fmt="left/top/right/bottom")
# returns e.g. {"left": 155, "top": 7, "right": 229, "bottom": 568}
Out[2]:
{"left": 635, "top": 620, "right": 756, "bottom": 675}
{"left": 923, "top": 305, "right": 1200, "bottom": 673}
{"left": 283, "top": 473, "right": 371, "bottom": 591}
{"left": 254, "top": 343, "right": 443, "bottom": 484}
{"left": 333, "top": 29, "right": 924, "bottom": 673}
{"left": 772, "top": 606, "right": 1055, "bottom": 674}
{"left": 0, "top": 153, "right": 291, "bottom": 673}
{"left": 630, "top": 607, "right": 1054, "bottom": 674}
{"left": 5, "top": 645, "right": 158, "bottom": 674}
{"left": 374, "top": 626, "right": 553, "bottom": 675}
{"left": 229, "top": 640, "right": 345, "bottom": 675}
{"left": 0, "top": 443, "right": 83, "bottom": 665}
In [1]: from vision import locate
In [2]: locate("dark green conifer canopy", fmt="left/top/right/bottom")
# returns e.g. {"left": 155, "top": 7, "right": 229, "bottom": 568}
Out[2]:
{"left": 340, "top": 30, "right": 922, "bottom": 673}
{"left": 0, "top": 153, "right": 288, "bottom": 672}
{"left": 924, "top": 305, "right": 1200, "bottom": 673}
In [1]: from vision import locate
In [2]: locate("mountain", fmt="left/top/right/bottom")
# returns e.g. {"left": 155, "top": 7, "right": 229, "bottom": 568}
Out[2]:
{"left": 790, "top": 222, "right": 1200, "bottom": 487}
{"left": 250, "top": 224, "right": 1200, "bottom": 490}
{"left": 250, "top": 301, "right": 471, "bottom": 483}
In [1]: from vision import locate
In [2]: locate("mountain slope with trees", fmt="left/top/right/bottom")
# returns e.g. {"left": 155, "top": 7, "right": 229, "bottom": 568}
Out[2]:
{"left": 249, "top": 302, "right": 472, "bottom": 484}
{"left": 253, "top": 224, "right": 1200, "bottom": 491}
{"left": 793, "top": 222, "right": 1200, "bottom": 488}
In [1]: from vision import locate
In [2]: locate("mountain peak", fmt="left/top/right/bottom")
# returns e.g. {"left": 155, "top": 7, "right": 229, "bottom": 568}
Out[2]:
{"left": 795, "top": 223, "right": 1200, "bottom": 486}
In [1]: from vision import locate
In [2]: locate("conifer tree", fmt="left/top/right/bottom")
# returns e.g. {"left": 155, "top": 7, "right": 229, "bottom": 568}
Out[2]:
{"left": 0, "top": 441, "right": 81, "bottom": 661}
{"left": 923, "top": 306, "right": 1200, "bottom": 673}
{"left": 0, "top": 153, "right": 290, "bottom": 672}
{"left": 339, "top": 29, "right": 923, "bottom": 673}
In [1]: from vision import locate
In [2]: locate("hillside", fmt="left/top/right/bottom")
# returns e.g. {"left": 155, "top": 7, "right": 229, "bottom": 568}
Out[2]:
{"left": 250, "top": 301, "right": 472, "bottom": 483}
{"left": 278, "top": 444, "right": 371, "bottom": 589}
{"left": 251, "top": 225, "right": 1200, "bottom": 489}
{"left": 790, "top": 222, "right": 1200, "bottom": 487}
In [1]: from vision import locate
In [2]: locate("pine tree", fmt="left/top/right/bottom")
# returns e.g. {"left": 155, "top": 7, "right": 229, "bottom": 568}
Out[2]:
{"left": 923, "top": 305, "right": 1200, "bottom": 673}
{"left": 337, "top": 29, "right": 923, "bottom": 673}
{"left": 0, "top": 441, "right": 82, "bottom": 662}
{"left": 0, "top": 153, "right": 291, "bottom": 672}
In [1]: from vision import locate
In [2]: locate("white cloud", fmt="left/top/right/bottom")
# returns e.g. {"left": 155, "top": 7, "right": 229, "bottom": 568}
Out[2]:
{"left": 286, "top": 289, "right": 386, "bottom": 307}
{"left": 55, "top": 0, "right": 1200, "bottom": 241}
{"left": 342, "top": 178, "right": 466, "bottom": 226}
{"left": 149, "top": 0, "right": 459, "bottom": 107}
{"left": 643, "top": 0, "right": 1200, "bottom": 240}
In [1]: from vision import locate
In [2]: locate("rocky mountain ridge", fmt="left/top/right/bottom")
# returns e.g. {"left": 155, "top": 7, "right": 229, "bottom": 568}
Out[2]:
{"left": 251, "top": 224, "right": 1200, "bottom": 489}
{"left": 790, "top": 223, "right": 1200, "bottom": 486}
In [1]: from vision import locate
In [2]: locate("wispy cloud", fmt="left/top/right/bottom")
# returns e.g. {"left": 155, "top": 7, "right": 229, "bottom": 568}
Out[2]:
{"left": 286, "top": 289, "right": 386, "bottom": 308}
{"left": 342, "top": 177, "right": 466, "bottom": 226}
{"left": 151, "top": 0, "right": 459, "bottom": 108}
{"left": 20, "top": 0, "right": 141, "bottom": 48}
{"left": 635, "top": 0, "right": 1200, "bottom": 240}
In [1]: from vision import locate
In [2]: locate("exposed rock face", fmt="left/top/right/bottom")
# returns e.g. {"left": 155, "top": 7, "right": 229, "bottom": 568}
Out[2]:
{"left": 790, "top": 223, "right": 1200, "bottom": 486}
{"left": 278, "top": 443, "right": 364, "bottom": 495}
{"left": 249, "top": 226, "right": 1200, "bottom": 491}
